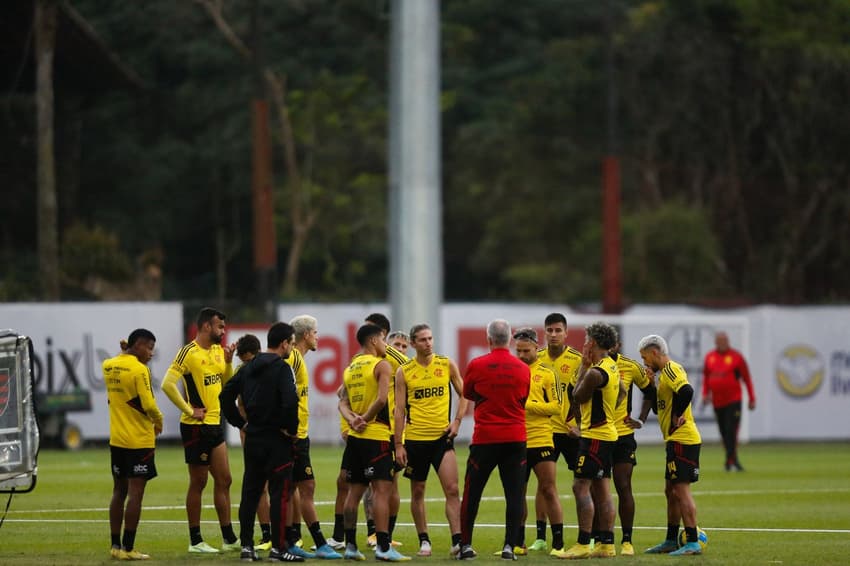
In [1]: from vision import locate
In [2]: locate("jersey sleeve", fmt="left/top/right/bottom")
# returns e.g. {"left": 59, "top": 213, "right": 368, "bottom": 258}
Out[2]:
{"left": 662, "top": 363, "right": 689, "bottom": 393}
{"left": 136, "top": 365, "right": 163, "bottom": 428}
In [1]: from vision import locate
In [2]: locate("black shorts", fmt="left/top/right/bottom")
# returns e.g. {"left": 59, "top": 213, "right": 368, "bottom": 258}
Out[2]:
{"left": 525, "top": 445, "right": 557, "bottom": 482}
{"left": 553, "top": 432, "right": 579, "bottom": 470}
{"left": 574, "top": 438, "right": 615, "bottom": 480}
{"left": 665, "top": 441, "right": 701, "bottom": 484}
{"left": 613, "top": 433, "right": 638, "bottom": 466}
{"left": 293, "top": 437, "right": 315, "bottom": 482}
{"left": 343, "top": 436, "right": 394, "bottom": 485}
{"left": 111, "top": 446, "right": 157, "bottom": 480}
{"left": 403, "top": 435, "right": 455, "bottom": 482}
{"left": 181, "top": 422, "right": 225, "bottom": 465}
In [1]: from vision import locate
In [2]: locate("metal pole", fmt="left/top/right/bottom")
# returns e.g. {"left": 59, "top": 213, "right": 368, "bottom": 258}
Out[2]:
{"left": 389, "top": 0, "right": 443, "bottom": 343}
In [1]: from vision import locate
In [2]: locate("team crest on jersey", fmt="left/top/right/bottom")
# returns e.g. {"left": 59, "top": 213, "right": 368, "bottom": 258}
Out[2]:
{"left": 0, "top": 371, "right": 10, "bottom": 417}
{"left": 434, "top": 368, "right": 443, "bottom": 377}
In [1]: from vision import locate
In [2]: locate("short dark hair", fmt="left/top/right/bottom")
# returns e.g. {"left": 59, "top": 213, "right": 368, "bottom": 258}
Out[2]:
{"left": 585, "top": 321, "right": 618, "bottom": 350}
{"left": 267, "top": 322, "right": 295, "bottom": 348}
{"left": 544, "top": 312, "right": 567, "bottom": 327}
{"left": 127, "top": 328, "right": 156, "bottom": 347}
{"left": 197, "top": 307, "right": 226, "bottom": 328}
{"left": 364, "top": 313, "right": 391, "bottom": 334}
{"left": 236, "top": 334, "right": 261, "bottom": 357}
{"left": 356, "top": 323, "right": 384, "bottom": 346}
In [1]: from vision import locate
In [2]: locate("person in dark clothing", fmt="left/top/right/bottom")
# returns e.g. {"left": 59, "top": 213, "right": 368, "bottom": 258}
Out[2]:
{"left": 220, "top": 322, "right": 303, "bottom": 563}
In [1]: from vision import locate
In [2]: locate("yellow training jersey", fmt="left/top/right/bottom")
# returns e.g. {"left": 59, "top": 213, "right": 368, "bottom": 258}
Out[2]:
{"left": 537, "top": 346, "right": 582, "bottom": 433}
{"left": 343, "top": 354, "right": 391, "bottom": 441}
{"left": 579, "top": 355, "right": 620, "bottom": 442}
{"left": 104, "top": 353, "right": 163, "bottom": 449}
{"left": 613, "top": 352, "right": 652, "bottom": 437}
{"left": 384, "top": 344, "right": 409, "bottom": 435}
{"left": 525, "top": 359, "right": 559, "bottom": 448}
{"left": 165, "top": 341, "right": 232, "bottom": 425}
{"left": 399, "top": 355, "right": 453, "bottom": 441}
{"left": 657, "top": 361, "right": 702, "bottom": 444}
{"left": 287, "top": 348, "right": 310, "bottom": 439}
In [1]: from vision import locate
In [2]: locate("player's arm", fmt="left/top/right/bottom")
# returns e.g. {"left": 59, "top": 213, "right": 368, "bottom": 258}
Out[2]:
{"left": 137, "top": 367, "right": 163, "bottom": 435}
{"left": 444, "top": 360, "right": 467, "bottom": 438}
{"left": 526, "top": 373, "right": 560, "bottom": 416}
{"left": 737, "top": 353, "right": 756, "bottom": 410}
{"left": 670, "top": 372, "right": 695, "bottom": 429}
{"left": 337, "top": 383, "right": 361, "bottom": 431}
{"left": 219, "top": 371, "right": 246, "bottom": 430}
{"left": 393, "top": 367, "right": 408, "bottom": 443}
{"left": 360, "top": 360, "right": 390, "bottom": 423}
{"left": 222, "top": 344, "right": 235, "bottom": 383}
{"left": 573, "top": 367, "right": 604, "bottom": 404}
{"left": 161, "top": 366, "right": 205, "bottom": 420}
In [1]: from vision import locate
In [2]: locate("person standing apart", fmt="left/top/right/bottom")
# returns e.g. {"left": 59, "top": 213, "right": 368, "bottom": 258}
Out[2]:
{"left": 639, "top": 334, "right": 704, "bottom": 556}
{"left": 106, "top": 328, "right": 162, "bottom": 561}
{"left": 220, "top": 322, "right": 305, "bottom": 563}
{"left": 702, "top": 331, "right": 756, "bottom": 471}
{"left": 457, "top": 319, "right": 530, "bottom": 561}
{"left": 161, "top": 307, "right": 238, "bottom": 554}
{"left": 394, "top": 323, "right": 467, "bottom": 558}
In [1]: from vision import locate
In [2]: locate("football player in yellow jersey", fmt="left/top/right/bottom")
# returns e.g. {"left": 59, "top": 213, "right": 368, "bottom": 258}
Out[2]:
{"left": 364, "top": 313, "right": 408, "bottom": 548}
{"left": 512, "top": 328, "right": 565, "bottom": 557}
{"left": 338, "top": 324, "right": 410, "bottom": 562}
{"left": 106, "top": 328, "right": 162, "bottom": 561}
{"left": 284, "top": 315, "right": 341, "bottom": 559}
{"left": 161, "top": 307, "right": 238, "bottom": 554}
{"left": 557, "top": 322, "right": 625, "bottom": 560}
{"left": 599, "top": 341, "right": 656, "bottom": 556}
{"left": 638, "top": 335, "right": 704, "bottom": 556}
{"left": 394, "top": 323, "right": 467, "bottom": 558}
{"left": 530, "top": 313, "right": 582, "bottom": 553}
{"left": 387, "top": 331, "right": 410, "bottom": 356}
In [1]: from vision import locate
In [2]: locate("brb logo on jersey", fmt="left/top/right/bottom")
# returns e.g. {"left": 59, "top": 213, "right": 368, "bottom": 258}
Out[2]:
{"left": 414, "top": 386, "right": 445, "bottom": 399}
{"left": 776, "top": 344, "right": 824, "bottom": 398}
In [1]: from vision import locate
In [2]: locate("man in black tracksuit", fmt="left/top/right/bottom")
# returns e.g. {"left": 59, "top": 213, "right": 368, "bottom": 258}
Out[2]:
{"left": 221, "top": 322, "right": 302, "bottom": 562}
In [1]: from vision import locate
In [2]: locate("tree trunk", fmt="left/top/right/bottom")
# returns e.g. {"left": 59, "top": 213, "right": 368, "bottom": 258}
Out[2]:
{"left": 35, "top": 0, "right": 60, "bottom": 300}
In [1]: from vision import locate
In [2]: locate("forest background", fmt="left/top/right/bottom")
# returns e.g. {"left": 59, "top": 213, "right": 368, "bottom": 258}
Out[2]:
{"left": 3, "top": 0, "right": 849, "bottom": 313}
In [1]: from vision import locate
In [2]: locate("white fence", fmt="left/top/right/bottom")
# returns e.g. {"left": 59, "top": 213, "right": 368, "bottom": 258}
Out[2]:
{"left": 1, "top": 302, "right": 847, "bottom": 443}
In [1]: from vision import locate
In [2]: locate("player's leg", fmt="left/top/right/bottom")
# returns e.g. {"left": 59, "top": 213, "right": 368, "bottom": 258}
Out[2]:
{"left": 533, "top": 459, "right": 563, "bottom": 552}
{"left": 436, "top": 446, "right": 462, "bottom": 553}
{"left": 109, "top": 473, "right": 128, "bottom": 557}
{"left": 459, "top": 444, "right": 497, "bottom": 551}
{"left": 208, "top": 439, "right": 237, "bottom": 548}
{"left": 496, "top": 442, "right": 526, "bottom": 555}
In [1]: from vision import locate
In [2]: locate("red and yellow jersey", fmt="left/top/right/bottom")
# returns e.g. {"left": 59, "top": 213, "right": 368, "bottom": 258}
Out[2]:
{"left": 399, "top": 355, "right": 453, "bottom": 441}
{"left": 343, "top": 354, "right": 391, "bottom": 441}
{"left": 613, "top": 352, "right": 651, "bottom": 437}
{"left": 105, "top": 353, "right": 163, "bottom": 449}
{"left": 579, "top": 355, "right": 620, "bottom": 442}
{"left": 162, "top": 341, "right": 232, "bottom": 425}
{"left": 537, "top": 346, "right": 582, "bottom": 432}
{"left": 286, "top": 348, "right": 310, "bottom": 439}
{"left": 657, "top": 360, "right": 702, "bottom": 444}
{"left": 525, "top": 360, "right": 559, "bottom": 448}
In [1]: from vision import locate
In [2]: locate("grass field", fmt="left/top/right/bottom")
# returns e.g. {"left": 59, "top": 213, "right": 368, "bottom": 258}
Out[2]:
{"left": 1, "top": 441, "right": 848, "bottom": 565}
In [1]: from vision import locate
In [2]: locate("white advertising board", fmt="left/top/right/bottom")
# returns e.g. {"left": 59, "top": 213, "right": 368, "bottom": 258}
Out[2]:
{"left": 0, "top": 303, "right": 184, "bottom": 440}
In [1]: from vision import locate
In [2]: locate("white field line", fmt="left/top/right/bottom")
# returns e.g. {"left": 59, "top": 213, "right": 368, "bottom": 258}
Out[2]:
{"left": 9, "top": 486, "right": 849, "bottom": 515}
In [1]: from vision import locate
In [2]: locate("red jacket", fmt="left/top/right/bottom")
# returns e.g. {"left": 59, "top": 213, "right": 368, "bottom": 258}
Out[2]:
{"left": 463, "top": 347, "right": 530, "bottom": 445}
{"left": 702, "top": 348, "right": 756, "bottom": 408}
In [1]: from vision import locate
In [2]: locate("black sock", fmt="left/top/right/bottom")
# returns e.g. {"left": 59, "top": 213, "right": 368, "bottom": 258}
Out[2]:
{"left": 345, "top": 528, "right": 357, "bottom": 548}
{"left": 286, "top": 526, "right": 299, "bottom": 546}
{"left": 418, "top": 532, "right": 430, "bottom": 544}
{"left": 578, "top": 531, "right": 592, "bottom": 545}
{"left": 388, "top": 515, "right": 397, "bottom": 538}
{"left": 552, "top": 524, "right": 563, "bottom": 550}
{"left": 666, "top": 524, "right": 679, "bottom": 542}
{"left": 221, "top": 523, "right": 237, "bottom": 545}
{"left": 592, "top": 530, "right": 601, "bottom": 543}
{"left": 190, "top": 526, "right": 203, "bottom": 546}
{"left": 295, "top": 522, "right": 303, "bottom": 540}
{"left": 377, "top": 532, "right": 390, "bottom": 553}
{"left": 366, "top": 519, "right": 376, "bottom": 537}
{"left": 600, "top": 531, "right": 614, "bottom": 544}
{"left": 621, "top": 528, "right": 632, "bottom": 544}
{"left": 111, "top": 533, "right": 121, "bottom": 548}
{"left": 309, "top": 522, "right": 328, "bottom": 548}
{"left": 684, "top": 526, "right": 697, "bottom": 543}
{"left": 451, "top": 533, "right": 462, "bottom": 547}
{"left": 333, "top": 514, "right": 345, "bottom": 541}
{"left": 536, "top": 520, "right": 547, "bottom": 541}
{"left": 261, "top": 523, "right": 272, "bottom": 542}
{"left": 122, "top": 529, "right": 137, "bottom": 552}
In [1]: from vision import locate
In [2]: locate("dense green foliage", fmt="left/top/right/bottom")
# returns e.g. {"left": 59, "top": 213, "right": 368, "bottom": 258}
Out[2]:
{"left": 2, "top": 443, "right": 849, "bottom": 564}
{"left": 3, "top": 0, "right": 849, "bottom": 305}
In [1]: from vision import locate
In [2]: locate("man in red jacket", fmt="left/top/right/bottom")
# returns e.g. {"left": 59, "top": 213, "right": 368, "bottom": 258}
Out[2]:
{"left": 702, "top": 331, "right": 756, "bottom": 472}
{"left": 458, "top": 319, "right": 530, "bottom": 561}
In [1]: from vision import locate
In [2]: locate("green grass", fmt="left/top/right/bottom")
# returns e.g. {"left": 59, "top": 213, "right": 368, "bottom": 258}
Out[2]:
{"left": 1, "top": 442, "right": 849, "bottom": 564}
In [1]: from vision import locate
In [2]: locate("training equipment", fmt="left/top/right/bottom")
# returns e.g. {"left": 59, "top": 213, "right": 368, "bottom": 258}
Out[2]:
{"left": 678, "top": 527, "right": 708, "bottom": 551}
